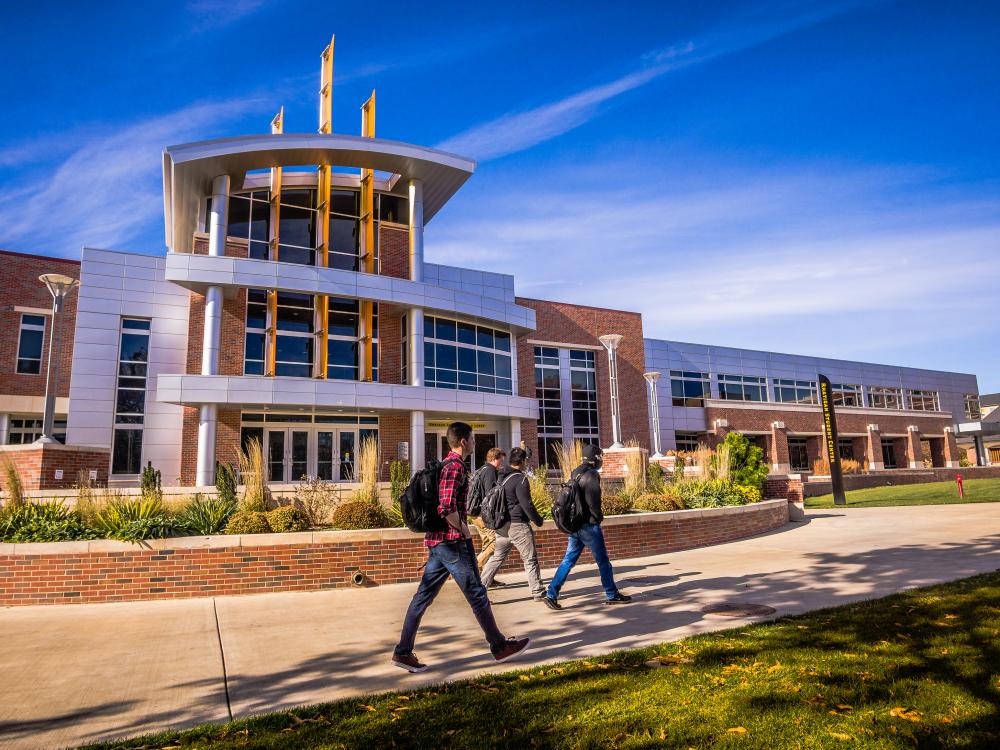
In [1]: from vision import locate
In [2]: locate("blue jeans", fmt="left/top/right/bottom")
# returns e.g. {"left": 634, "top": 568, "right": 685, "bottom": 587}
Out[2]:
{"left": 395, "top": 538, "right": 506, "bottom": 656}
{"left": 546, "top": 523, "right": 620, "bottom": 601}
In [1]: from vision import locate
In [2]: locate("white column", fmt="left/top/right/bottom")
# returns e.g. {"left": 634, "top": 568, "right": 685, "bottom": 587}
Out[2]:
{"left": 509, "top": 418, "right": 521, "bottom": 453}
{"left": 408, "top": 179, "right": 424, "bottom": 283}
{"left": 644, "top": 371, "right": 663, "bottom": 458}
{"left": 196, "top": 174, "right": 230, "bottom": 486}
{"left": 409, "top": 309, "right": 424, "bottom": 387}
{"left": 410, "top": 410, "right": 425, "bottom": 472}
{"left": 0, "top": 413, "right": 9, "bottom": 445}
{"left": 599, "top": 334, "right": 624, "bottom": 449}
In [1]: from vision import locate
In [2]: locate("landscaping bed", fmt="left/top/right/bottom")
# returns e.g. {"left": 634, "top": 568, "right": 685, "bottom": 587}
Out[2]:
{"left": 85, "top": 570, "right": 1000, "bottom": 749}
{"left": 807, "top": 478, "right": 1000, "bottom": 508}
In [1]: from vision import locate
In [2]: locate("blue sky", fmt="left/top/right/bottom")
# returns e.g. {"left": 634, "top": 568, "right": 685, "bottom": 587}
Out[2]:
{"left": 1, "top": 1, "right": 998, "bottom": 389}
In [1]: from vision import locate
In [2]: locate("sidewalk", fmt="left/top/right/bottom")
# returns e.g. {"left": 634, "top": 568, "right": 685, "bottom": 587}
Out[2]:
{"left": 2, "top": 504, "right": 999, "bottom": 750}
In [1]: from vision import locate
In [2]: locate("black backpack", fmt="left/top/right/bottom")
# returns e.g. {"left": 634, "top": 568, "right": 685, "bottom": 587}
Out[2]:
{"left": 481, "top": 473, "right": 517, "bottom": 530}
{"left": 399, "top": 458, "right": 462, "bottom": 533}
{"left": 552, "top": 472, "right": 587, "bottom": 534}
{"left": 466, "top": 465, "right": 491, "bottom": 518}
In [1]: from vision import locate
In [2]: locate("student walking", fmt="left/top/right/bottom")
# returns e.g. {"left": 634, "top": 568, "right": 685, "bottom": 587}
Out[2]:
{"left": 468, "top": 447, "right": 507, "bottom": 585}
{"left": 480, "top": 447, "right": 546, "bottom": 600}
{"left": 392, "top": 422, "right": 530, "bottom": 673}
{"left": 543, "top": 444, "right": 632, "bottom": 609}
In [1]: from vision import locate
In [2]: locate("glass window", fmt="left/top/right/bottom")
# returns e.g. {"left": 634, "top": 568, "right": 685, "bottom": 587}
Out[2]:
{"left": 867, "top": 386, "right": 903, "bottom": 410}
{"left": 907, "top": 389, "right": 940, "bottom": 412}
{"left": 831, "top": 383, "right": 862, "bottom": 407}
{"left": 16, "top": 314, "right": 45, "bottom": 374}
{"left": 569, "top": 349, "right": 599, "bottom": 440}
{"left": 674, "top": 432, "right": 702, "bottom": 453}
{"left": 6, "top": 417, "right": 66, "bottom": 445}
{"left": 226, "top": 192, "right": 271, "bottom": 259}
{"left": 669, "top": 370, "right": 710, "bottom": 407}
{"left": 112, "top": 318, "right": 150, "bottom": 475}
{"left": 535, "top": 345, "right": 562, "bottom": 450}
{"left": 378, "top": 194, "right": 409, "bottom": 223}
{"left": 965, "top": 394, "right": 982, "bottom": 421}
{"left": 718, "top": 374, "right": 767, "bottom": 402}
{"left": 773, "top": 378, "right": 817, "bottom": 404}
{"left": 788, "top": 438, "right": 810, "bottom": 471}
{"left": 423, "top": 315, "right": 513, "bottom": 394}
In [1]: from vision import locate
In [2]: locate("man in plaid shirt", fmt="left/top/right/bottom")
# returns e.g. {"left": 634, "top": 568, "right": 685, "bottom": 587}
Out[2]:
{"left": 392, "top": 422, "right": 530, "bottom": 673}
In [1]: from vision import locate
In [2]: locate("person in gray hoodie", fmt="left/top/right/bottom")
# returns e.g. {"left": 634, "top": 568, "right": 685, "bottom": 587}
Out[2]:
{"left": 479, "top": 447, "right": 546, "bottom": 600}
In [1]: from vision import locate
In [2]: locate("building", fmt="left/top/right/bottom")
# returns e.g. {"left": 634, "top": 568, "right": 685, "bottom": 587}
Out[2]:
{"left": 0, "top": 42, "right": 989, "bottom": 490}
{"left": 976, "top": 392, "right": 1000, "bottom": 464}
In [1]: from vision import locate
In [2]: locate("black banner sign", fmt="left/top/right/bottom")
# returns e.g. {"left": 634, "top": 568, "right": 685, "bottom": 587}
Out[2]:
{"left": 818, "top": 374, "right": 847, "bottom": 506}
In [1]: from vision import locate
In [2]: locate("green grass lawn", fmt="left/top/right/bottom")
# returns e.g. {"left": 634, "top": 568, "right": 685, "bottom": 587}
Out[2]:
{"left": 806, "top": 478, "right": 1000, "bottom": 509}
{"left": 88, "top": 572, "right": 1000, "bottom": 750}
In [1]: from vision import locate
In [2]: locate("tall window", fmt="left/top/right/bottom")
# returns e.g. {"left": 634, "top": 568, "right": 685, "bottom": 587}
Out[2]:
{"left": 964, "top": 394, "right": 982, "bottom": 420}
{"left": 274, "top": 292, "right": 314, "bottom": 377}
{"left": 831, "top": 383, "right": 862, "bottom": 407}
{"left": 534, "top": 346, "right": 562, "bottom": 465}
{"left": 867, "top": 385, "right": 903, "bottom": 410}
{"left": 16, "top": 314, "right": 45, "bottom": 374}
{"left": 423, "top": 315, "right": 513, "bottom": 394}
{"left": 244, "top": 289, "right": 267, "bottom": 375}
{"left": 569, "top": 350, "right": 599, "bottom": 445}
{"left": 773, "top": 379, "right": 817, "bottom": 405}
{"left": 907, "top": 389, "right": 940, "bottom": 412}
{"left": 327, "top": 298, "right": 378, "bottom": 381}
{"left": 112, "top": 318, "right": 150, "bottom": 475}
{"left": 718, "top": 374, "right": 767, "bottom": 402}
{"left": 226, "top": 190, "right": 270, "bottom": 259}
{"left": 670, "top": 370, "right": 710, "bottom": 407}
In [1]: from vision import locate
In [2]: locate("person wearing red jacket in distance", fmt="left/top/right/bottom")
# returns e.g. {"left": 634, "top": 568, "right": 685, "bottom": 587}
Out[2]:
{"left": 391, "top": 421, "right": 531, "bottom": 673}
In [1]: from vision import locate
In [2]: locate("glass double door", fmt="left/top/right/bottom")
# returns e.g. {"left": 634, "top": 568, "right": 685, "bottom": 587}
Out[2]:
{"left": 266, "top": 428, "right": 356, "bottom": 483}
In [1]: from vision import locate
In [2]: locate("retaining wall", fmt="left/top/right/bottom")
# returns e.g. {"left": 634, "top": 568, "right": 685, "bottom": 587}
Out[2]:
{"left": 0, "top": 499, "right": 789, "bottom": 606}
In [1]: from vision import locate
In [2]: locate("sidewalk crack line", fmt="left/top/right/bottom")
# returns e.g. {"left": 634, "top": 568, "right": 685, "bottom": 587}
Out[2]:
{"left": 213, "top": 597, "right": 233, "bottom": 721}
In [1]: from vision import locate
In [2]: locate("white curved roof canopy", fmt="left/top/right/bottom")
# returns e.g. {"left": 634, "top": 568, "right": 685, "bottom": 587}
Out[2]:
{"left": 163, "top": 133, "right": 476, "bottom": 254}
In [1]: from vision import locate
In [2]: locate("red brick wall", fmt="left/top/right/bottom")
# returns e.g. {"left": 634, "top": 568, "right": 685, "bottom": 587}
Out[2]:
{"left": 180, "top": 408, "right": 241, "bottom": 485}
{"left": 0, "top": 445, "right": 110, "bottom": 491}
{"left": 186, "top": 289, "right": 246, "bottom": 376}
{"left": 0, "top": 500, "right": 788, "bottom": 605}
{"left": 0, "top": 250, "right": 80, "bottom": 400}
{"left": 515, "top": 299, "right": 649, "bottom": 451}
{"left": 705, "top": 405, "right": 952, "bottom": 438}
{"left": 379, "top": 225, "right": 409, "bottom": 279}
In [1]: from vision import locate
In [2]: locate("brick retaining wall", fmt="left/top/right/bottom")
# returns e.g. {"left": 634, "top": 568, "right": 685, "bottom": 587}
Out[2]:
{"left": 0, "top": 499, "right": 789, "bottom": 606}
{"left": 0, "top": 444, "right": 110, "bottom": 491}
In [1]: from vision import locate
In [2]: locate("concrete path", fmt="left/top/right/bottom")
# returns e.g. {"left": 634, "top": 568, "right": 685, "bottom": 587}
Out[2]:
{"left": 1, "top": 505, "right": 999, "bottom": 750}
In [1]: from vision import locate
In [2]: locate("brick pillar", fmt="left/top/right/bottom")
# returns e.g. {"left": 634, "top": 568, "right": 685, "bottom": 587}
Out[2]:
{"left": 891, "top": 438, "right": 908, "bottom": 470}
{"left": 710, "top": 418, "right": 730, "bottom": 449}
{"left": 850, "top": 437, "right": 867, "bottom": 466}
{"left": 942, "top": 427, "right": 960, "bottom": 468}
{"left": 769, "top": 421, "right": 790, "bottom": 473}
{"left": 928, "top": 437, "right": 945, "bottom": 468}
{"left": 905, "top": 426, "right": 922, "bottom": 468}
{"left": 866, "top": 424, "right": 884, "bottom": 470}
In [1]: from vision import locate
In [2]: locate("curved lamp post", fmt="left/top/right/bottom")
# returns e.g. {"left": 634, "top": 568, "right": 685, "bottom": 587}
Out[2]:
{"left": 34, "top": 273, "right": 80, "bottom": 444}
{"left": 599, "top": 334, "right": 624, "bottom": 449}
{"left": 644, "top": 371, "right": 663, "bottom": 458}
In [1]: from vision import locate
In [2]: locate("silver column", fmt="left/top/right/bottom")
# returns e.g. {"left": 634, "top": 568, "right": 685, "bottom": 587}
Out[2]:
{"left": 408, "top": 179, "right": 424, "bottom": 283}
{"left": 407, "top": 179, "right": 426, "bottom": 473}
{"left": 599, "top": 334, "right": 624, "bottom": 449}
{"left": 196, "top": 174, "right": 230, "bottom": 486}
{"left": 35, "top": 274, "right": 79, "bottom": 444}
{"left": 644, "top": 371, "right": 663, "bottom": 458}
{"left": 410, "top": 410, "right": 425, "bottom": 473}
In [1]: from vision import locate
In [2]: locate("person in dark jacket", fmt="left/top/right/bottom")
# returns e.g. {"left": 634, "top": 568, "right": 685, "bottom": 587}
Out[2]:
{"left": 543, "top": 444, "right": 632, "bottom": 609}
{"left": 469, "top": 448, "right": 507, "bottom": 585}
{"left": 480, "top": 447, "right": 546, "bottom": 599}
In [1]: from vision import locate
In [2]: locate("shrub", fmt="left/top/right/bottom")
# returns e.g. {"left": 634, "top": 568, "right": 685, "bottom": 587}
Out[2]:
{"left": 623, "top": 440, "right": 647, "bottom": 497}
{"left": 841, "top": 458, "right": 862, "bottom": 475}
{"left": 267, "top": 504, "right": 310, "bottom": 532}
{"left": 1, "top": 457, "right": 25, "bottom": 509}
{"left": 216, "top": 462, "right": 238, "bottom": 506}
{"left": 959, "top": 454, "right": 973, "bottom": 468}
{"left": 732, "top": 484, "right": 762, "bottom": 505}
{"left": 225, "top": 511, "right": 271, "bottom": 535}
{"left": 719, "top": 433, "right": 768, "bottom": 491}
{"left": 0, "top": 501, "right": 98, "bottom": 543}
{"left": 295, "top": 476, "right": 340, "bottom": 527}
{"left": 602, "top": 494, "right": 634, "bottom": 516}
{"left": 813, "top": 457, "right": 830, "bottom": 475}
{"left": 180, "top": 494, "right": 237, "bottom": 535}
{"left": 632, "top": 493, "right": 676, "bottom": 512}
{"left": 672, "top": 455, "right": 686, "bottom": 483}
{"left": 331, "top": 500, "right": 393, "bottom": 530}
{"left": 95, "top": 496, "right": 183, "bottom": 542}
{"left": 389, "top": 460, "right": 409, "bottom": 506}
{"left": 238, "top": 437, "right": 267, "bottom": 512}
{"left": 140, "top": 461, "right": 162, "bottom": 502}
{"left": 647, "top": 463, "right": 666, "bottom": 495}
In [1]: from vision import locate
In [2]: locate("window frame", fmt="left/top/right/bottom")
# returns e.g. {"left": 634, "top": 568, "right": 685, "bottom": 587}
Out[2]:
{"left": 111, "top": 317, "right": 151, "bottom": 476}
{"left": 424, "top": 314, "right": 513, "bottom": 395}
{"left": 866, "top": 385, "right": 904, "bottom": 411}
{"left": 15, "top": 313, "right": 46, "bottom": 375}
{"left": 906, "top": 389, "right": 940, "bottom": 412}
{"left": 717, "top": 374, "right": 768, "bottom": 402}
{"left": 669, "top": 370, "right": 710, "bottom": 407}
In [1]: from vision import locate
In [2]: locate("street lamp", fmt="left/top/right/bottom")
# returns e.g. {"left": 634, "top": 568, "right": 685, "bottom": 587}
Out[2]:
{"left": 644, "top": 371, "right": 664, "bottom": 458}
{"left": 599, "top": 334, "right": 624, "bottom": 449}
{"left": 34, "top": 273, "right": 80, "bottom": 444}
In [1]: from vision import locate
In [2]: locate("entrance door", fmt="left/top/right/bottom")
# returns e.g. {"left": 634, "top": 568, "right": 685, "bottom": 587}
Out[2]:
{"left": 266, "top": 428, "right": 310, "bottom": 482}
{"left": 475, "top": 432, "right": 497, "bottom": 468}
{"left": 317, "top": 429, "right": 356, "bottom": 481}
{"left": 882, "top": 439, "right": 897, "bottom": 469}
{"left": 338, "top": 430, "right": 356, "bottom": 481}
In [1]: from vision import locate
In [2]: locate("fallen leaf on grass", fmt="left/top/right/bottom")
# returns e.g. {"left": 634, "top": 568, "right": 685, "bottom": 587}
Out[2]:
{"left": 767, "top": 662, "right": 782, "bottom": 673}
{"left": 519, "top": 675, "right": 531, "bottom": 681}
{"left": 889, "top": 707, "right": 923, "bottom": 722}
{"left": 359, "top": 705, "right": 377, "bottom": 712}
{"left": 828, "top": 732, "right": 853, "bottom": 741}
{"left": 727, "top": 727, "right": 748, "bottom": 734}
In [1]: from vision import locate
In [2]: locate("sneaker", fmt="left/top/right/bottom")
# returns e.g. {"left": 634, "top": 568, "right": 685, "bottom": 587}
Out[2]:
{"left": 542, "top": 595, "right": 562, "bottom": 611}
{"left": 492, "top": 637, "right": 531, "bottom": 663}
{"left": 391, "top": 653, "right": 428, "bottom": 673}
{"left": 487, "top": 579, "right": 508, "bottom": 589}
{"left": 606, "top": 593, "right": 633, "bottom": 604}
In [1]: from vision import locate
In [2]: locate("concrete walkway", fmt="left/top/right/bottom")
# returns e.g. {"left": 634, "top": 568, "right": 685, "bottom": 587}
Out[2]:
{"left": 2, "top": 504, "right": 999, "bottom": 750}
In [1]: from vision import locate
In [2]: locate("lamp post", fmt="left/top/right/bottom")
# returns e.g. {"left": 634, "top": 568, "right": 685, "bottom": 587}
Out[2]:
{"left": 34, "top": 273, "right": 79, "bottom": 444}
{"left": 599, "top": 334, "right": 624, "bottom": 449}
{"left": 644, "top": 371, "right": 663, "bottom": 458}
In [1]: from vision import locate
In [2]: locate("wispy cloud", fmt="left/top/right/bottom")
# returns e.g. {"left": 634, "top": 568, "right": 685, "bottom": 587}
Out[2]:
{"left": 427, "top": 155, "right": 1000, "bottom": 374}
{"left": 186, "top": 0, "right": 268, "bottom": 34}
{"left": 0, "top": 97, "right": 266, "bottom": 257}
{"left": 437, "top": 1, "right": 866, "bottom": 161}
